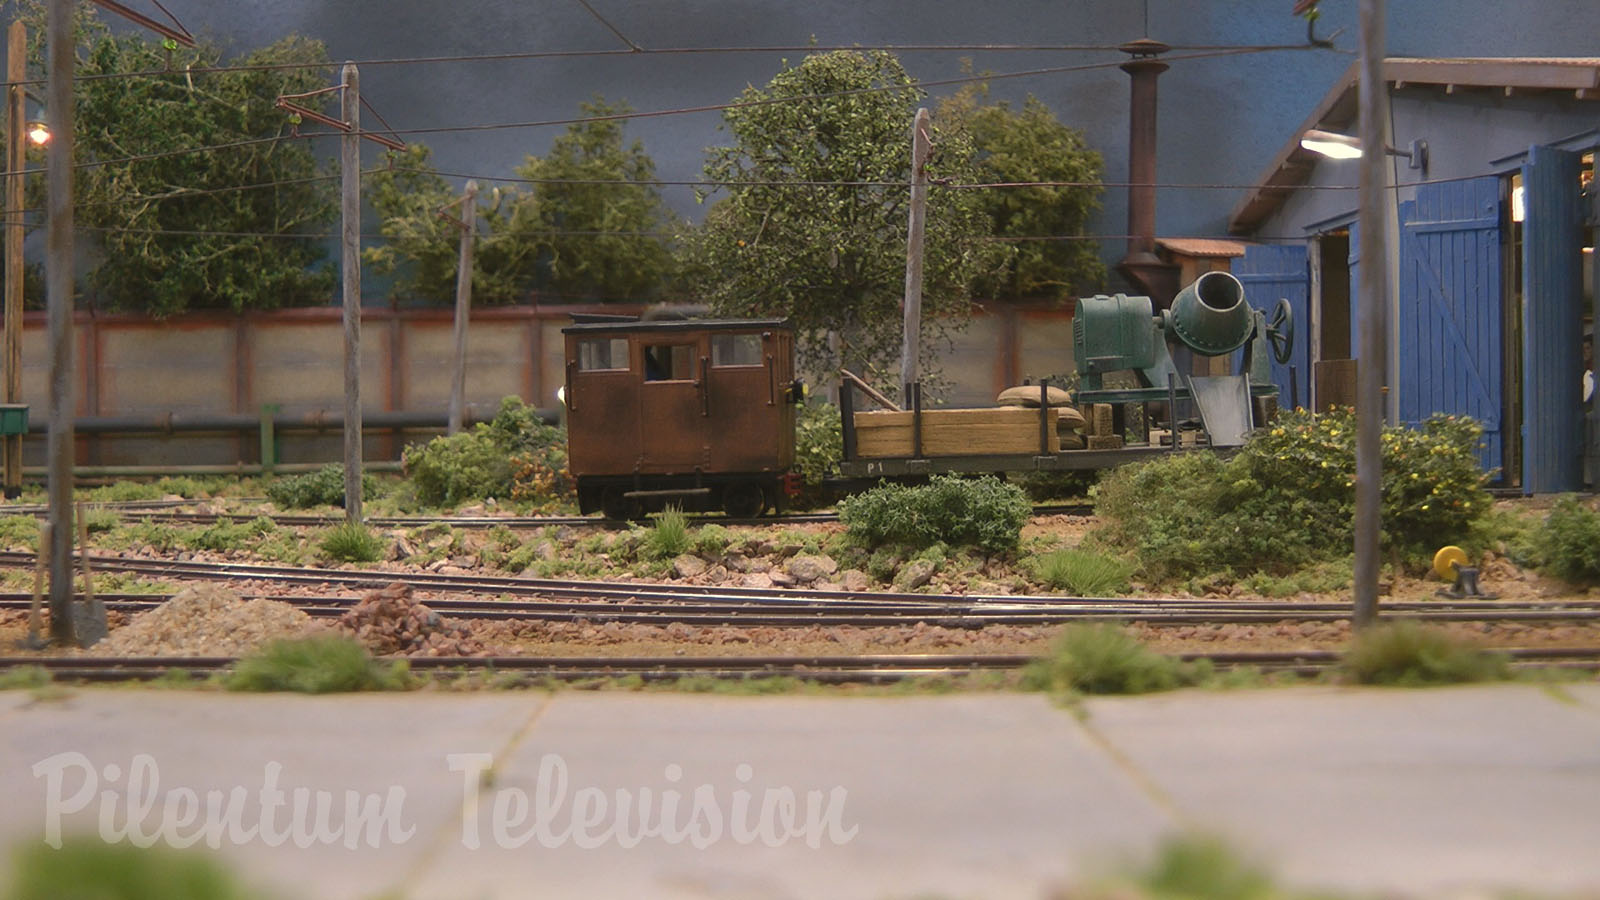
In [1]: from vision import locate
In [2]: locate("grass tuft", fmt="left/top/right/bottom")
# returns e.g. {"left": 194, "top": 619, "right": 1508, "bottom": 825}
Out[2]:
{"left": 3, "top": 839, "right": 264, "bottom": 900}
{"left": 1341, "top": 620, "right": 1510, "bottom": 686}
{"left": 1022, "top": 623, "right": 1185, "bottom": 695}
{"left": 319, "top": 522, "right": 386, "bottom": 563}
{"left": 0, "top": 665, "right": 51, "bottom": 691}
{"left": 226, "top": 635, "right": 414, "bottom": 694}
{"left": 643, "top": 506, "right": 691, "bottom": 560}
{"left": 1131, "top": 833, "right": 1279, "bottom": 900}
{"left": 1033, "top": 548, "right": 1132, "bottom": 596}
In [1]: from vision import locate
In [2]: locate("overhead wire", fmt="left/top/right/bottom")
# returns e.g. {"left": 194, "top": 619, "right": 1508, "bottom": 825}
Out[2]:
{"left": 23, "top": 40, "right": 1339, "bottom": 87}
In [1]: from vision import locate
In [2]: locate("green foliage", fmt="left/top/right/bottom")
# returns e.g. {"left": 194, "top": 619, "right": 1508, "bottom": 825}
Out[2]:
{"left": 1033, "top": 548, "right": 1132, "bottom": 596}
{"left": 184, "top": 516, "right": 275, "bottom": 553}
{"left": 366, "top": 97, "right": 674, "bottom": 305}
{"left": 680, "top": 50, "right": 1009, "bottom": 382}
{"left": 83, "top": 481, "right": 164, "bottom": 502}
{"left": 839, "top": 476, "right": 1031, "bottom": 553}
{"left": 0, "top": 666, "right": 51, "bottom": 691}
{"left": 0, "top": 515, "right": 39, "bottom": 550}
{"left": 1523, "top": 496, "right": 1600, "bottom": 582}
{"left": 1236, "top": 558, "right": 1353, "bottom": 597}
{"left": 24, "top": 1, "right": 336, "bottom": 316}
{"left": 227, "top": 634, "right": 413, "bottom": 694}
{"left": 1125, "top": 834, "right": 1280, "bottom": 900}
{"left": 1342, "top": 621, "right": 1510, "bottom": 686}
{"left": 504, "top": 97, "right": 677, "bottom": 301}
{"left": 265, "top": 464, "right": 374, "bottom": 509}
{"left": 404, "top": 397, "right": 569, "bottom": 507}
{"left": 940, "top": 86, "right": 1105, "bottom": 300}
{"left": 3, "top": 840, "right": 264, "bottom": 900}
{"left": 319, "top": 522, "right": 386, "bottom": 563}
{"left": 1022, "top": 623, "right": 1185, "bottom": 695}
{"left": 789, "top": 400, "right": 843, "bottom": 509}
{"left": 643, "top": 507, "right": 692, "bottom": 560}
{"left": 1093, "top": 408, "right": 1493, "bottom": 581}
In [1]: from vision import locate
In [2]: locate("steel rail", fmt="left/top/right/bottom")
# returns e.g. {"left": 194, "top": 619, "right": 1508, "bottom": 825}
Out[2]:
{"left": 5, "top": 647, "right": 1598, "bottom": 684}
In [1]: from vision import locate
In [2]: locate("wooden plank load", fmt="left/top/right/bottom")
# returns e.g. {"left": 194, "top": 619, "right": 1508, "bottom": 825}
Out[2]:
{"left": 853, "top": 408, "right": 1061, "bottom": 458}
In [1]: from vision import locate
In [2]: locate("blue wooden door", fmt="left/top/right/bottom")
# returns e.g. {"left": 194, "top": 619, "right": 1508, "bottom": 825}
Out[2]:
{"left": 1396, "top": 176, "right": 1504, "bottom": 476}
{"left": 1521, "top": 146, "right": 1586, "bottom": 493}
{"left": 1234, "top": 245, "right": 1310, "bottom": 409}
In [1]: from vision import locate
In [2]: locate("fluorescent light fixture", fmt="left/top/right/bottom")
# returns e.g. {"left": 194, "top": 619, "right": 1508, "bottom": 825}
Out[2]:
{"left": 1300, "top": 129, "right": 1362, "bottom": 159}
{"left": 1300, "top": 129, "right": 1429, "bottom": 174}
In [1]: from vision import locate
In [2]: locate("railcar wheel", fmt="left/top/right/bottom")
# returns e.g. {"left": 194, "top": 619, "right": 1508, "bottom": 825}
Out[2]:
{"left": 722, "top": 481, "right": 767, "bottom": 518}
{"left": 600, "top": 486, "right": 644, "bottom": 522}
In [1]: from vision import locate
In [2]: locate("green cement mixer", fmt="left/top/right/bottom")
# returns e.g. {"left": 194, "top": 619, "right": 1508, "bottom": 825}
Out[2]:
{"left": 1072, "top": 271, "right": 1294, "bottom": 446}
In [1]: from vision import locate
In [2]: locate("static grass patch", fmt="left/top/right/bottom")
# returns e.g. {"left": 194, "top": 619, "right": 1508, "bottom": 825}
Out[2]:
{"left": 3, "top": 839, "right": 264, "bottom": 900}
{"left": 1022, "top": 623, "right": 1188, "bottom": 695}
{"left": 226, "top": 635, "right": 414, "bottom": 694}
{"left": 1033, "top": 548, "right": 1132, "bottom": 596}
{"left": 1341, "top": 620, "right": 1510, "bottom": 686}
{"left": 318, "top": 522, "right": 386, "bottom": 563}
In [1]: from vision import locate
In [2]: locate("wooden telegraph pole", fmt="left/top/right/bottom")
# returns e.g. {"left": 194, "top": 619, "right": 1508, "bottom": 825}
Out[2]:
{"left": 446, "top": 180, "right": 478, "bottom": 436}
{"left": 1352, "top": 0, "right": 1387, "bottom": 628}
{"left": 340, "top": 62, "right": 363, "bottom": 524}
{"left": 46, "top": 0, "right": 86, "bottom": 644}
{"left": 5, "top": 22, "right": 26, "bottom": 500}
{"left": 899, "top": 107, "right": 931, "bottom": 397}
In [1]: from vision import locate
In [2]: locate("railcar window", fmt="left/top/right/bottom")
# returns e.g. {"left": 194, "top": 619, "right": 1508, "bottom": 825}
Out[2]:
{"left": 643, "top": 344, "right": 695, "bottom": 381}
{"left": 711, "top": 334, "right": 764, "bottom": 367}
{"left": 577, "top": 338, "right": 630, "bottom": 371}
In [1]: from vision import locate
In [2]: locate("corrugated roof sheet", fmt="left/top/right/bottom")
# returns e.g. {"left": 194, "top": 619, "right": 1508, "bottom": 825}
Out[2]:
{"left": 1157, "top": 237, "right": 1248, "bottom": 258}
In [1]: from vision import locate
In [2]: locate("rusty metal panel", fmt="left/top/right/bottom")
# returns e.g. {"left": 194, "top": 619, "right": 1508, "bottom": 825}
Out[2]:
{"left": 564, "top": 332, "right": 640, "bottom": 477}
{"left": 637, "top": 334, "right": 707, "bottom": 472}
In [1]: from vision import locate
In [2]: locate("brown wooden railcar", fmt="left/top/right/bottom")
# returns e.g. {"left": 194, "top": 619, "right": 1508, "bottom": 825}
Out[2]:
{"left": 562, "top": 317, "right": 801, "bottom": 519}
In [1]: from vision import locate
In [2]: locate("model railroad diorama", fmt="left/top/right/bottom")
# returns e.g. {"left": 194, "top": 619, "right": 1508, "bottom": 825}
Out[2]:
{"left": 2, "top": 273, "right": 1598, "bottom": 686}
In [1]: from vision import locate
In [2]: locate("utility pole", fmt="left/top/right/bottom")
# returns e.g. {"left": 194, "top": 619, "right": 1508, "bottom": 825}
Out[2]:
{"left": 6, "top": 21, "right": 26, "bottom": 500}
{"left": 340, "top": 62, "right": 363, "bottom": 524}
{"left": 1352, "top": 0, "right": 1387, "bottom": 628}
{"left": 46, "top": 0, "right": 89, "bottom": 645}
{"left": 446, "top": 180, "right": 477, "bottom": 436}
{"left": 899, "top": 107, "right": 930, "bottom": 396}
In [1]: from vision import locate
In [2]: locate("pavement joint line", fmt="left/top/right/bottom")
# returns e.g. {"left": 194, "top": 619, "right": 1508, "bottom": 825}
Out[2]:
{"left": 1071, "top": 705, "right": 1196, "bottom": 831}
{"left": 386, "top": 692, "right": 557, "bottom": 895}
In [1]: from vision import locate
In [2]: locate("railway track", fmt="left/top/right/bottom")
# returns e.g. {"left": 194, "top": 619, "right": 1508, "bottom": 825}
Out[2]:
{"left": 5, "top": 646, "right": 1598, "bottom": 685}
{"left": 2, "top": 560, "right": 1599, "bottom": 629}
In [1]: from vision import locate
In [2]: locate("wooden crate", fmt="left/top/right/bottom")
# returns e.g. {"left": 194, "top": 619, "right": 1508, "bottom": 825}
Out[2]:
{"left": 853, "top": 408, "right": 1060, "bottom": 458}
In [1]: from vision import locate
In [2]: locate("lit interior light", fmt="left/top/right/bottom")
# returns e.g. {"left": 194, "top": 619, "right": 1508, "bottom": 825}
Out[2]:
{"left": 1511, "top": 185, "right": 1525, "bottom": 223}
{"left": 25, "top": 122, "right": 50, "bottom": 146}
{"left": 1300, "top": 129, "right": 1363, "bottom": 160}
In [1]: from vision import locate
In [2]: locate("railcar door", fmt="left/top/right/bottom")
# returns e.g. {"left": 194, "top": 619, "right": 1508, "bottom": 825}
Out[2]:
{"left": 637, "top": 336, "right": 708, "bottom": 472}
{"left": 705, "top": 329, "right": 788, "bottom": 473}
{"left": 564, "top": 333, "right": 640, "bottom": 477}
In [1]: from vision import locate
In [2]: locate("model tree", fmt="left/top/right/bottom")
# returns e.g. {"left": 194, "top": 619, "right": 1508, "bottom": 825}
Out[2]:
{"left": 679, "top": 50, "right": 1009, "bottom": 385}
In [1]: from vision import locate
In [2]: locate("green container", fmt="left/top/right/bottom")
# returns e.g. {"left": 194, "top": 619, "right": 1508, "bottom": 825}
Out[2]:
{"left": 1073, "top": 292, "right": 1160, "bottom": 376}
{"left": 0, "top": 404, "right": 28, "bottom": 436}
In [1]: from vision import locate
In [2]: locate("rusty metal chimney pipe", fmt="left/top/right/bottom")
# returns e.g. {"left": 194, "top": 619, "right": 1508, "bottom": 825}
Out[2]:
{"left": 1117, "top": 38, "right": 1177, "bottom": 304}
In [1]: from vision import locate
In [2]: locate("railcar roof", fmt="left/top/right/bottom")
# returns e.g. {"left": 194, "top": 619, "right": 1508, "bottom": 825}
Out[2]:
{"left": 561, "top": 317, "right": 791, "bottom": 336}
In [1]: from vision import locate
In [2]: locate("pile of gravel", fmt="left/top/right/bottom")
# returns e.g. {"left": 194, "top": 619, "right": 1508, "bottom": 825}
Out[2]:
{"left": 335, "top": 582, "right": 482, "bottom": 657}
{"left": 87, "top": 584, "right": 320, "bottom": 657}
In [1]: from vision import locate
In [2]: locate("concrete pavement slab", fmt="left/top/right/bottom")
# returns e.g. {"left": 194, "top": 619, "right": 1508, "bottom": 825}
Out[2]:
{"left": 0, "top": 690, "right": 548, "bottom": 900}
{"left": 410, "top": 693, "right": 1172, "bottom": 900}
{"left": 1081, "top": 684, "right": 1600, "bottom": 897}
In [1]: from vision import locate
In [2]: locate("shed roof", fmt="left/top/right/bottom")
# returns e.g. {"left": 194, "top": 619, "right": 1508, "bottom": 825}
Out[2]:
{"left": 1157, "top": 237, "right": 1248, "bottom": 258}
{"left": 1227, "top": 57, "right": 1600, "bottom": 235}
